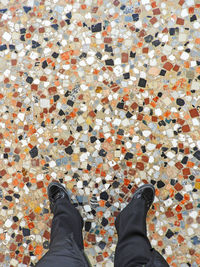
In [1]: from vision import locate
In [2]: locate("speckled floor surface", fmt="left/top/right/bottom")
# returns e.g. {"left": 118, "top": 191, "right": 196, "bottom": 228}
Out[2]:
{"left": 0, "top": 0, "right": 200, "bottom": 266}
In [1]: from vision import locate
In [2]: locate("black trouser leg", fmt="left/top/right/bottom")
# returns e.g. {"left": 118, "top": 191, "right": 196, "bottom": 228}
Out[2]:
{"left": 35, "top": 198, "right": 88, "bottom": 267}
{"left": 114, "top": 198, "right": 169, "bottom": 267}
{"left": 49, "top": 198, "right": 84, "bottom": 250}
{"left": 114, "top": 198, "right": 153, "bottom": 267}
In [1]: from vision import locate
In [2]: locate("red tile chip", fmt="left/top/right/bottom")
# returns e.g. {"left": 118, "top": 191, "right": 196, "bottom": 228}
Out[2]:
{"left": 182, "top": 125, "right": 190, "bottom": 132}
{"left": 189, "top": 108, "right": 199, "bottom": 118}
{"left": 163, "top": 62, "right": 173, "bottom": 71}
{"left": 176, "top": 18, "right": 184, "bottom": 25}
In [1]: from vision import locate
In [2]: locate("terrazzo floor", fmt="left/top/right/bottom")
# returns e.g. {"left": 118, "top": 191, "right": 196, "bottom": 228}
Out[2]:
{"left": 0, "top": 0, "right": 200, "bottom": 266}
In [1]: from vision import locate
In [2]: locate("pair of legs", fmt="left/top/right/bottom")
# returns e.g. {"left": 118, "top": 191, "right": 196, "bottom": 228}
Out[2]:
{"left": 35, "top": 182, "right": 169, "bottom": 267}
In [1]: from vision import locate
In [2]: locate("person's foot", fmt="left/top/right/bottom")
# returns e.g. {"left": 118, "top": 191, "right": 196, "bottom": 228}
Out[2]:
{"left": 47, "top": 181, "right": 70, "bottom": 213}
{"left": 131, "top": 184, "right": 155, "bottom": 211}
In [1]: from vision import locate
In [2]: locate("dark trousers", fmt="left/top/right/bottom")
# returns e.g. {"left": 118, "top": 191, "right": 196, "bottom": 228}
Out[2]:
{"left": 114, "top": 198, "right": 153, "bottom": 266}
{"left": 49, "top": 198, "right": 84, "bottom": 250}
{"left": 36, "top": 198, "right": 169, "bottom": 267}
{"left": 35, "top": 198, "right": 89, "bottom": 267}
{"left": 114, "top": 198, "right": 169, "bottom": 267}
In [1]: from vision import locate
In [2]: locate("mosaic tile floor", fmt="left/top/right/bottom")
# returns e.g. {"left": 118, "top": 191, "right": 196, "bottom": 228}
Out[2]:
{"left": 0, "top": 0, "right": 200, "bottom": 266}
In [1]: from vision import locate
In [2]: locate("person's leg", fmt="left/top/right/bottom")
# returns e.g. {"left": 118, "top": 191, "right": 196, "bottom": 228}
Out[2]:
{"left": 49, "top": 197, "right": 84, "bottom": 250}
{"left": 114, "top": 197, "right": 152, "bottom": 267}
{"left": 114, "top": 184, "right": 169, "bottom": 267}
{"left": 35, "top": 182, "right": 89, "bottom": 267}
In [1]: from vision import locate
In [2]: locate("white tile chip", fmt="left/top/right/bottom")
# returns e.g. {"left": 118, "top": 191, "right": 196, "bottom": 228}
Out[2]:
{"left": 5, "top": 219, "right": 12, "bottom": 227}
{"left": 40, "top": 98, "right": 50, "bottom": 108}
{"left": 3, "top": 32, "right": 11, "bottom": 41}
{"left": 191, "top": 81, "right": 200, "bottom": 90}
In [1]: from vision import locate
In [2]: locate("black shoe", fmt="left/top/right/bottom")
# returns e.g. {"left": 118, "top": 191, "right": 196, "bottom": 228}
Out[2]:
{"left": 132, "top": 184, "right": 155, "bottom": 211}
{"left": 48, "top": 181, "right": 70, "bottom": 213}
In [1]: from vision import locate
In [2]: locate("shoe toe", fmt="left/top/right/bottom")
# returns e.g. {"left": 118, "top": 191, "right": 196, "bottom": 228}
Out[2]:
{"left": 143, "top": 188, "right": 154, "bottom": 200}
{"left": 49, "top": 185, "right": 60, "bottom": 198}
{"left": 132, "top": 184, "right": 155, "bottom": 209}
{"left": 48, "top": 182, "right": 70, "bottom": 203}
